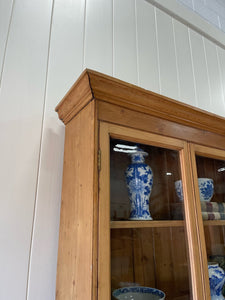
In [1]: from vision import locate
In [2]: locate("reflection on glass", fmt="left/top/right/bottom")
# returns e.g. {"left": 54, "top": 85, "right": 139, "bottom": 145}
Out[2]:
{"left": 196, "top": 155, "right": 225, "bottom": 298}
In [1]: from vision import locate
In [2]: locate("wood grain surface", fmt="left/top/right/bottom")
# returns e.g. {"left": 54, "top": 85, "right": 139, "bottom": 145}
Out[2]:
{"left": 56, "top": 102, "right": 96, "bottom": 299}
{"left": 55, "top": 69, "right": 225, "bottom": 300}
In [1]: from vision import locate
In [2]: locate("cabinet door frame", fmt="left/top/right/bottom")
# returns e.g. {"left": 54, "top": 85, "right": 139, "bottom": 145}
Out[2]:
{"left": 98, "top": 121, "right": 206, "bottom": 300}
{"left": 189, "top": 143, "right": 225, "bottom": 299}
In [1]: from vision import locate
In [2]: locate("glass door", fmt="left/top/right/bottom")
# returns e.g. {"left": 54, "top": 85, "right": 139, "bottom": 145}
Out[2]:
{"left": 190, "top": 144, "right": 225, "bottom": 299}
{"left": 98, "top": 122, "right": 204, "bottom": 300}
{"left": 110, "top": 138, "right": 189, "bottom": 300}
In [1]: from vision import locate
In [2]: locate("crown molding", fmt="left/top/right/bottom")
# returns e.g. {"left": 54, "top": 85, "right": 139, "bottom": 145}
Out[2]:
{"left": 56, "top": 69, "right": 225, "bottom": 136}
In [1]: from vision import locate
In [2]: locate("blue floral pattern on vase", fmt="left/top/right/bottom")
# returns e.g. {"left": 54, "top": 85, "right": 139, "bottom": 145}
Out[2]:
{"left": 208, "top": 263, "right": 225, "bottom": 300}
{"left": 112, "top": 286, "right": 165, "bottom": 300}
{"left": 198, "top": 178, "right": 214, "bottom": 202}
{"left": 125, "top": 148, "right": 153, "bottom": 220}
{"left": 175, "top": 178, "right": 214, "bottom": 202}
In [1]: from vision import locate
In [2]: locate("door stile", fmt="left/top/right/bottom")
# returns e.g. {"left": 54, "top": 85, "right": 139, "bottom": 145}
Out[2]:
{"left": 98, "top": 122, "right": 111, "bottom": 299}
{"left": 188, "top": 143, "right": 211, "bottom": 299}
{"left": 92, "top": 103, "right": 100, "bottom": 300}
{"left": 188, "top": 143, "right": 225, "bottom": 299}
{"left": 180, "top": 143, "right": 207, "bottom": 299}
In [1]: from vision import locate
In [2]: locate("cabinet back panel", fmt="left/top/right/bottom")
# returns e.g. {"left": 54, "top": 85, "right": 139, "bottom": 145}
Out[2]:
{"left": 204, "top": 225, "right": 225, "bottom": 256}
{"left": 111, "top": 227, "right": 190, "bottom": 300}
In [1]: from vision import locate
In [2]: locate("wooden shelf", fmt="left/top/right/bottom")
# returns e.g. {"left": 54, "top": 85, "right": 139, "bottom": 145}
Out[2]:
{"left": 110, "top": 220, "right": 184, "bottom": 229}
{"left": 203, "top": 220, "right": 225, "bottom": 226}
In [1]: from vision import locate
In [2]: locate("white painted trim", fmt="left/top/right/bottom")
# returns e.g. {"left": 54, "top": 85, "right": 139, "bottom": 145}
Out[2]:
{"left": 145, "top": 0, "right": 225, "bottom": 49}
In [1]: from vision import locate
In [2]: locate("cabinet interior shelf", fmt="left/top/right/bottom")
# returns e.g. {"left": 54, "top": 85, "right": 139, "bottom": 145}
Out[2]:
{"left": 110, "top": 220, "right": 225, "bottom": 229}
{"left": 203, "top": 220, "right": 225, "bottom": 226}
{"left": 110, "top": 220, "right": 184, "bottom": 229}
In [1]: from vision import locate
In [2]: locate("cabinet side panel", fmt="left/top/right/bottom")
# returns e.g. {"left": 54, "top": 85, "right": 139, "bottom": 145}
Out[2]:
{"left": 56, "top": 102, "right": 96, "bottom": 300}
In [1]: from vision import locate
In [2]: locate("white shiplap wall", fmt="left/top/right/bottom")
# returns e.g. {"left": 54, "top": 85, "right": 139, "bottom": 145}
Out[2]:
{"left": 0, "top": 0, "right": 53, "bottom": 299}
{"left": 0, "top": 0, "right": 225, "bottom": 299}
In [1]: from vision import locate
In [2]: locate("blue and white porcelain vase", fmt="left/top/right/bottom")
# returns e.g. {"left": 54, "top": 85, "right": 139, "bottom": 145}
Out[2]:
{"left": 125, "top": 148, "right": 153, "bottom": 220}
{"left": 208, "top": 263, "right": 225, "bottom": 300}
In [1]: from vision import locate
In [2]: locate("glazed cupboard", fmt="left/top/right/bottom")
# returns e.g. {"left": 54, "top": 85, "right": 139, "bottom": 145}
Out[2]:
{"left": 55, "top": 69, "right": 225, "bottom": 300}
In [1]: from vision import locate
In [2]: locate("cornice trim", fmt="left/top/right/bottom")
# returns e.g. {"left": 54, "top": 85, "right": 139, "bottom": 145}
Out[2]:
{"left": 55, "top": 70, "right": 94, "bottom": 124}
{"left": 56, "top": 69, "right": 225, "bottom": 136}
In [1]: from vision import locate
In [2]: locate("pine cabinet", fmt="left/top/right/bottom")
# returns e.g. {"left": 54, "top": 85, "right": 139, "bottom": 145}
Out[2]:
{"left": 55, "top": 69, "right": 225, "bottom": 300}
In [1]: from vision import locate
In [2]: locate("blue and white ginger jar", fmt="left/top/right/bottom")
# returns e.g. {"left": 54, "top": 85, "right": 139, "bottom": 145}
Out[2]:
{"left": 208, "top": 263, "right": 225, "bottom": 300}
{"left": 125, "top": 148, "right": 153, "bottom": 220}
{"left": 198, "top": 178, "right": 214, "bottom": 202}
{"left": 175, "top": 178, "right": 214, "bottom": 202}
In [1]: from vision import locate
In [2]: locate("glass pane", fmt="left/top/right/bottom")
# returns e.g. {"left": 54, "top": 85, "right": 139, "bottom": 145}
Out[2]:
{"left": 111, "top": 227, "right": 190, "bottom": 300}
{"left": 110, "top": 138, "right": 191, "bottom": 300}
{"left": 110, "top": 139, "right": 184, "bottom": 221}
{"left": 195, "top": 155, "right": 225, "bottom": 298}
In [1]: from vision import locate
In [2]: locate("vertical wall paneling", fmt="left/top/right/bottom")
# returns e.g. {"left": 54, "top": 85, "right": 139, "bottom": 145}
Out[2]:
{"left": 0, "top": 0, "right": 14, "bottom": 83}
{"left": 1, "top": 0, "right": 225, "bottom": 299}
{"left": 217, "top": 46, "right": 225, "bottom": 112}
{"left": 204, "top": 38, "right": 225, "bottom": 116}
{"left": 84, "top": 0, "right": 113, "bottom": 75}
{"left": 189, "top": 29, "right": 211, "bottom": 111}
{"left": 155, "top": 8, "right": 179, "bottom": 100}
{"left": 173, "top": 19, "right": 197, "bottom": 106}
{"left": 0, "top": 0, "right": 53, "bottom": 299}
{"left": 26, "top": 0, "right": 86, "bottom": 299}
{"left": 135, "top": 0, "right": 160, "bottom": 92}
{"left": 113, "top": 0, "right": 138, "bottom": 84}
